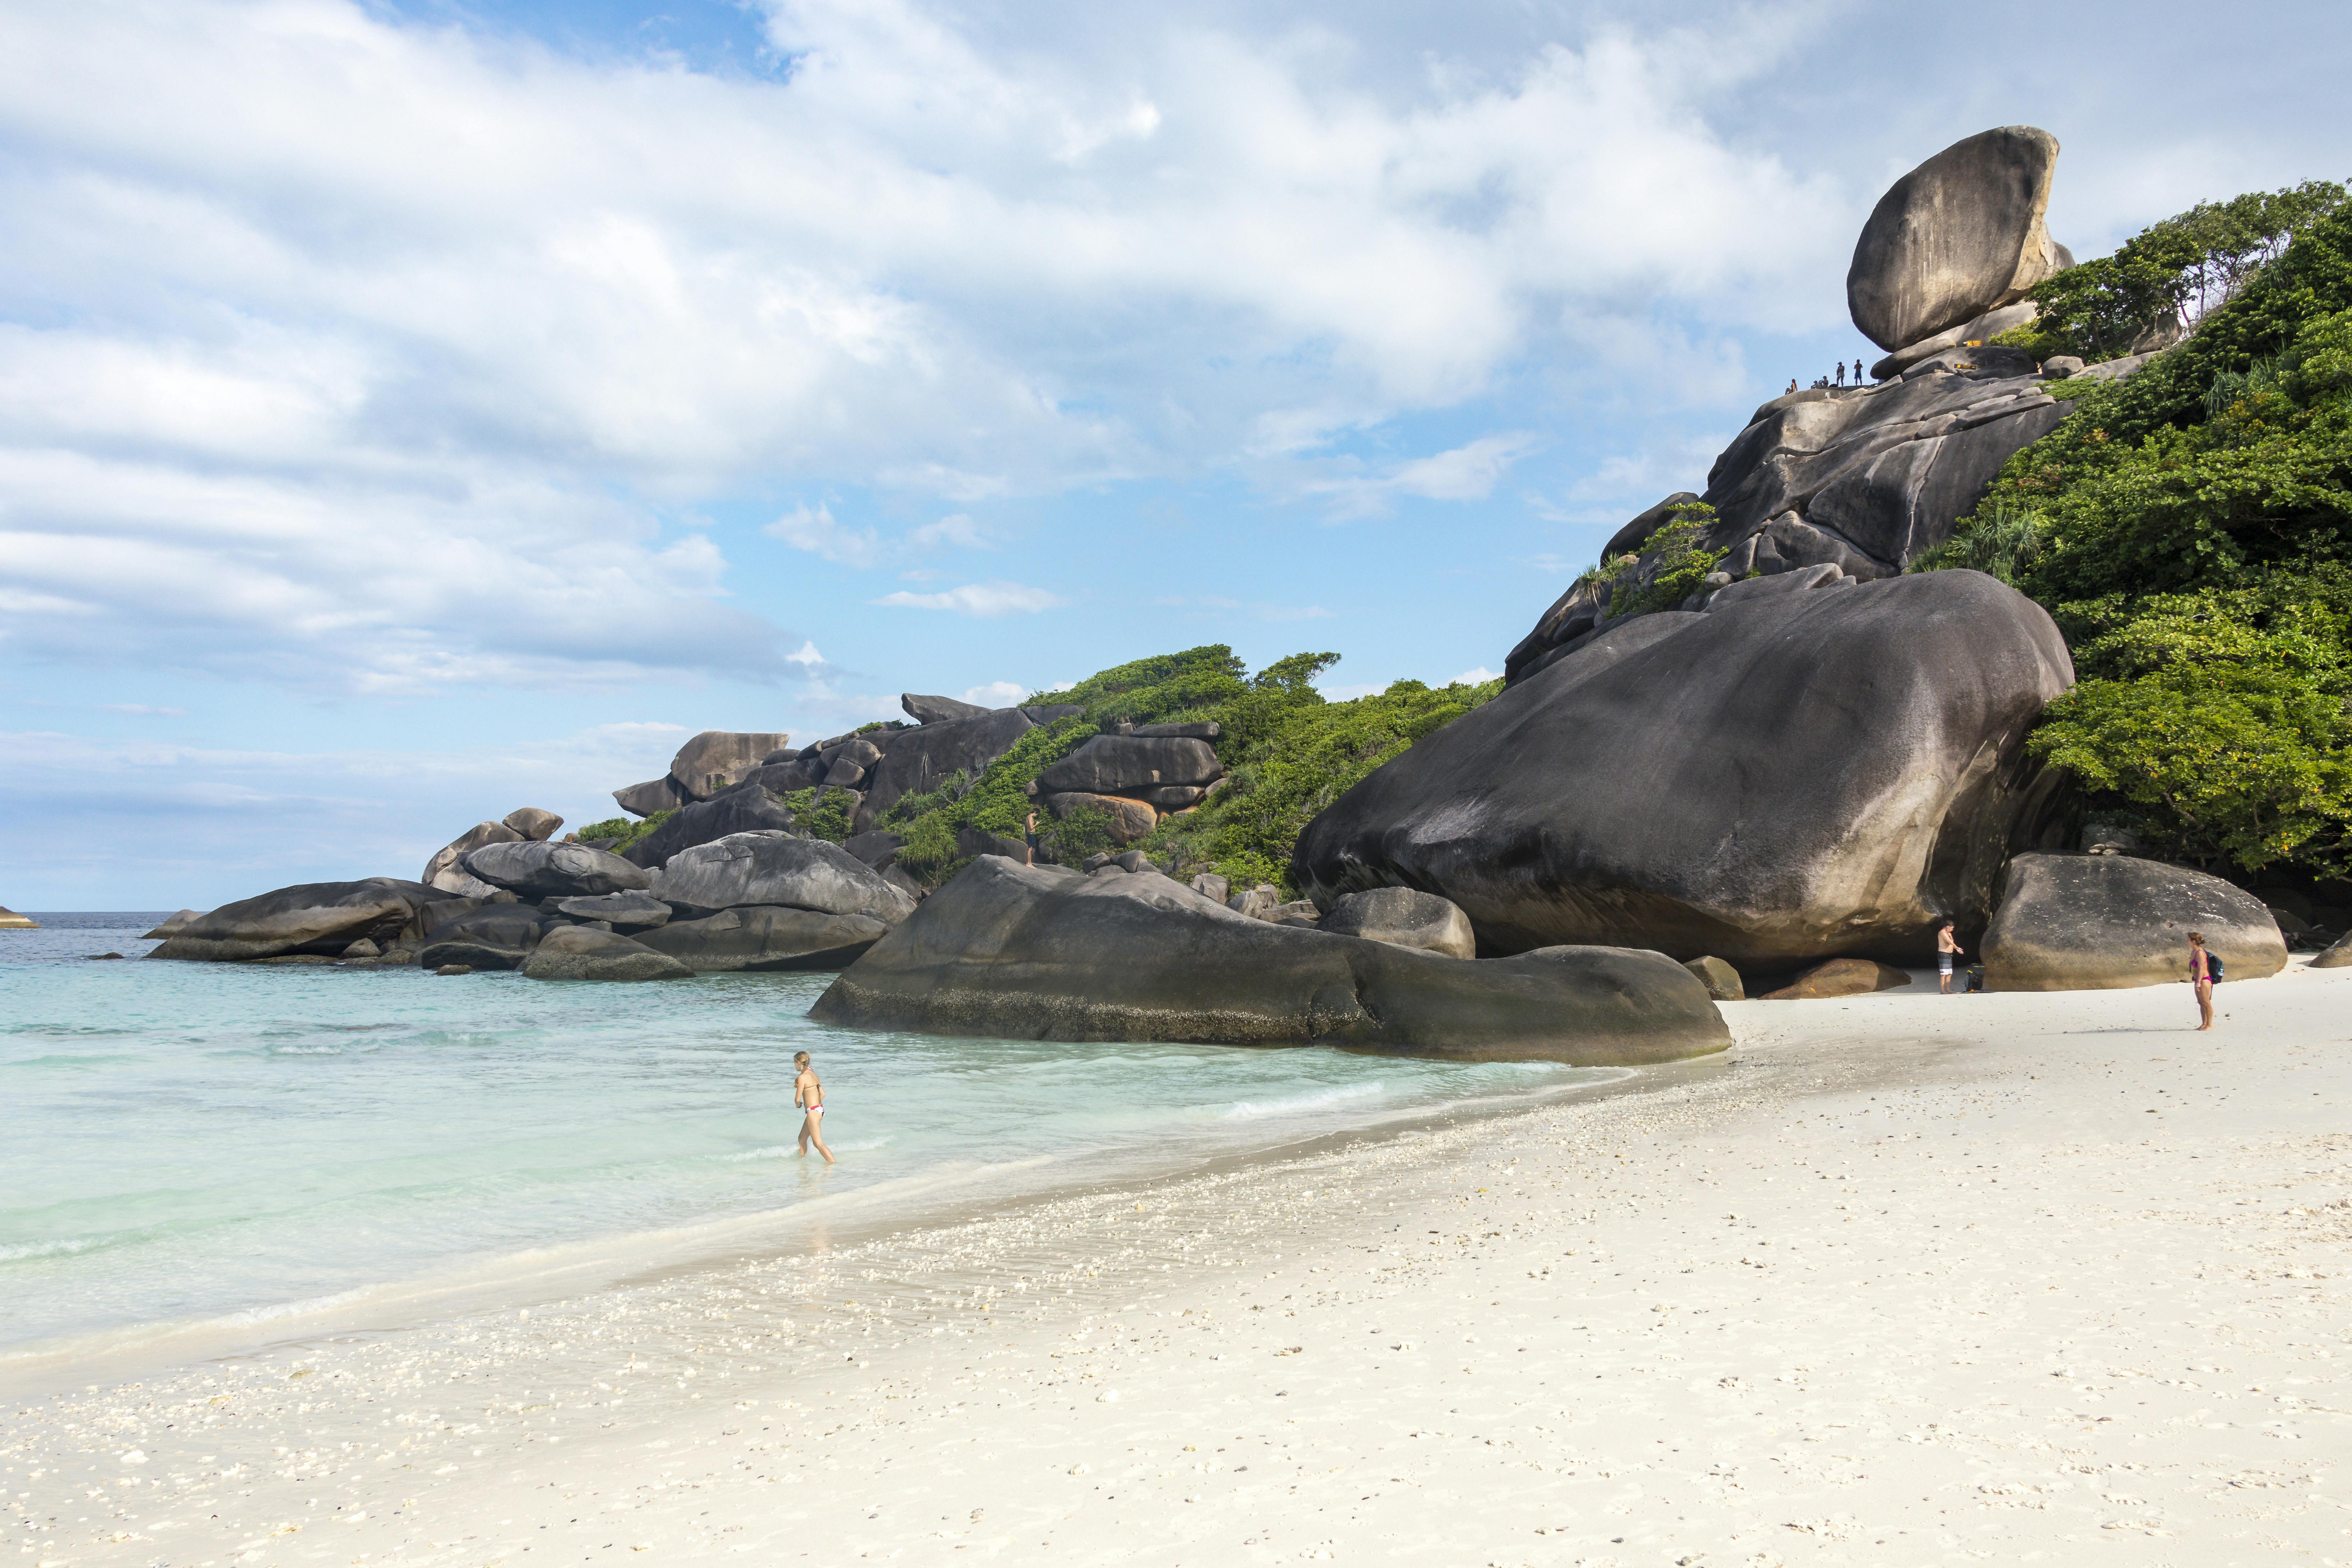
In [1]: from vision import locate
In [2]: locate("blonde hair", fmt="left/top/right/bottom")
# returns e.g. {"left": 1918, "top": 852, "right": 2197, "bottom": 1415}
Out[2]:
{"left": 794, "top": 1051, "right": 811, "bottom": 1065}
{"left": 2187, "top": 931, "right": 2205, "bottom": 945}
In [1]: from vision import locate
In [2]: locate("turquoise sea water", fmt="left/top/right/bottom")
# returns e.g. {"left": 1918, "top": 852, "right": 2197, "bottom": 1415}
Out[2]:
{"left": 3, "top": 914, "right": 1613, "bottom": 1364}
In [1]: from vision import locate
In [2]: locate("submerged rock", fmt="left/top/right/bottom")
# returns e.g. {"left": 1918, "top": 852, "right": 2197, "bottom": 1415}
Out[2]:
{"left": 811, "top": 857, "right": 1730, "bottom": 1064}
{"left": 520, "top": 925, "right": 693, "bottom": 982}
{"left": 150, "top": 879, "right": 438, "bottom": 962}
{"left": 1298, "top": 572, "right": 2075, "bottom": 968}
{"left": 1980, "top": 853, "right": 2288, "bottom": 991}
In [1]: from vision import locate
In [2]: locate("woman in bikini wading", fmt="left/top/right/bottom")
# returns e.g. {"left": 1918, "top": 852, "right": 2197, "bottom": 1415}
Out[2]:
{"left": 794, "top": 1050, "right": 835, "bottom": 1164}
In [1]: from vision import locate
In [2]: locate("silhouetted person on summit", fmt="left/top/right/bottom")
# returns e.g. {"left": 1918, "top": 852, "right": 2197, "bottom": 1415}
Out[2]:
{"left": 1834, "top": 362, "right": 1845, "bottom": 388}
{"left": 1855, "top": 357, "right": 1866, "bottom": 384}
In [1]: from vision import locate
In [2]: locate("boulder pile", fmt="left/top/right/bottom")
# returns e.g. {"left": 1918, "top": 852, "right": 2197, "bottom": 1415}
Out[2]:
{"left": 612, "top": 732, "right": 794, "bottom": 818}
{"left": 811, "top": 855, "right": 1730, "bottom": 1064}
{"left": 1026, "top": 723, "right": 1227, "bottom": 846}
{"left": 1503, "top": 125, "right": 2122, "bottom": 688}
{"left": 421, "top": 806, "right": 569, "bottom": 897}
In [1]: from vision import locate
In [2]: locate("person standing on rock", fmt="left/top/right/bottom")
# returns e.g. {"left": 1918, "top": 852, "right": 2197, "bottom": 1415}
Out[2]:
{"left": 1854, "top": 358, "right": 1867, "bottom": 385}
{"left": 2189, "top": 932, "right": 2217, "bottom": 1031}
{"left": 794, "top": 1050, "right": 835, "bottom": 1164}
{"left": 1834, "top": 362, "right": 1845, "bottom": 388}
{"left": 1936, "top": 920, "right": 1964, "bottom": 993}
{"left": 1024, "top": 809, "right": 1040, "bottom": 867}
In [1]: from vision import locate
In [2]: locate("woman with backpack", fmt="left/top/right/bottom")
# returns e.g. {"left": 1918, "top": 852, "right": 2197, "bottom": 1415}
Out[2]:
{"left": 2188, "top": 932, "right": 2222, "bottom": 1031}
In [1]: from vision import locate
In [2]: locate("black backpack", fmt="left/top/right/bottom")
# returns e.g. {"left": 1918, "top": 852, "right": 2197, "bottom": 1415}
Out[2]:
{"left": 2208, "top": 952, "right": 2225, "bottom": 984}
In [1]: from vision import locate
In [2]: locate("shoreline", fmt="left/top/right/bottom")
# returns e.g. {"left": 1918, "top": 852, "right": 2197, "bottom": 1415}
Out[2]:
{"left": 11, "top": 962, "right": 2352, "bottom": 1563}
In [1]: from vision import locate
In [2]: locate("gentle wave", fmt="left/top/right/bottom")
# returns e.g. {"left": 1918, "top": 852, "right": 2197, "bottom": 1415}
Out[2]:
{"left": 0, "top": 1237, "right": 104, "bottom": 1265}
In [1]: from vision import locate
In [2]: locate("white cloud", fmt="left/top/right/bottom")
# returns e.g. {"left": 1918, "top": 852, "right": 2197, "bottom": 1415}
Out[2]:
{"left": 784, "top": 641, "right": 828, "bottom": 668}
{"left": 960, "top": 679, "right": 1029, "bottom": 706}
{"left": 1451, "top": 667, "right": 1500, "bottom": 686}
{"left": 0, "top": 0, "right": 1860, "bottom": 687}
{"left": 869, "top": 581, "right": 1068, "bottom": 616}
{"left": 1304, "top": 432, "right": 1544, "bottom": 519}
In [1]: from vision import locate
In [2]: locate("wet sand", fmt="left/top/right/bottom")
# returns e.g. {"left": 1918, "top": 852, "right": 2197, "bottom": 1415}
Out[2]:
{"left": 10, "top": 960, "right": 2352, "bottom": 1565}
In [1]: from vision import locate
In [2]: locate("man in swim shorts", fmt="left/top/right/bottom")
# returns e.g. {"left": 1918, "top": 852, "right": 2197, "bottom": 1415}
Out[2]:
{"left": 794, "top": 1050, "right": 834, "bottom": 1164}
{"left": 1936, "top": 920, "right": 1964, "bottom": 993}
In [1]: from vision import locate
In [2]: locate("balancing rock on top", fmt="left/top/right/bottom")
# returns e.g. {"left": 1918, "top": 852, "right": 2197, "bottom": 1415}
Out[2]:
{"left": 903, "top": 692, "right": 991, "bottom": 725}
{"left": 1847, "top": 126, "right": 2073, "bottom": 353}
{"left": 463, "top": 840, "right": 653, "bottom": 899}
{"left": 502, "top": 807, "right": 564, "bottom": 841}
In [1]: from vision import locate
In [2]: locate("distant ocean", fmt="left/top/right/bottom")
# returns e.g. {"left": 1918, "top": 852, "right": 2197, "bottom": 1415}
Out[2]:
{"left": 3, "top": 913, "right": 1618, "bottom": 1370}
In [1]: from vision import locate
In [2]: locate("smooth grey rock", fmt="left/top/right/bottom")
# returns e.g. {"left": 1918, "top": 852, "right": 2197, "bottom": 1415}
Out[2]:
{"left": 653, "top": 832, "right": 919, "bottom": 925}
{"left": 502, "top": 807, "right": 564, "bottom": 841}
{"left": 716, "top": 760, "right": 820, "bottom": 798}
{"left": 414, "top": 904, "right": 546, "bottom": 971}
{"left": 140, "top": 909, "right": 203, "bottom": 940}
{"left": 1705, "top": 563, "right": 1845, "bottom": 611}
{"left": 1869, "top": 300, "right": 2044, "bottom": 379}
{"left": 1267, "top": 900, "right": 1323, "bottom": 926}
{"left": 553, "top": 890, "right": 672, "bottom": 931}
{"left": 2042, "top": 354, "right": 2087, "bottom": 379}
{"left": 823, "top": 758, "right": 868, "bottom": 789}
{"left": 1042, "top": 790, "right": 1158, "bottom": 846}
{"left": 1318, "top": 887, "right": 1477, "bottom": 960}
{"left": 464, "top": 840, "right": 654, "bottom": 899}
{"left": 422, "top": 821, "right": 525, "bottom": 894}
{"left": 1131, "top": 721, "right": 1221, "bottom": 739}
{"left": 340, "top": 937, "right": 381, "bottom": 960}
{"left": 903, "top": 692, "right": 991, "bottom": 725}
{"left": 1190, "top": 872, "right": 1231, "bottom": 905}
{"left": 637, "top": 905, "right": 889, "bottom": 972}
{"left": 1981, "top": 853, "right": 2288, "bottom": 991}
{"left": 1020, "top": 704, "right": 1085, "bottom": 725}
{"left": 1302, "top": 572, "right": 2075, "bottom": 967}
{"left": 2312, "top": 932, "right": 2352, "bottom": 970}
{"left": 1135, "top": 784, "right": 1207, "bottom": 809}
{"left": 862, "top": 707, "right": 1041, "bottom": 820}
{"left": 956, "top": 825, "right": 1032, "bottom": 862}
{"left": 1113, "top": 851, "right": 1158, "bottom": 874}
{"left": 521, "top": 925, "right": 693, "bottom": 982}
{"left": 1683, "top": 956, "right": 1744, "bottom": 1001}
{"left": 882, "top": 864, "right": 927, "bottom": 902}
{"left": 1847, "top": 126, "right": 2069, "bottom": 352}
{"left": 843, "top": 831, "right": 908, "bottom": 871}
{"left": 2074, "top": 352, "right": 2154, "bottom": 384}
{"left": 1036, "top": 735, "right": 1220, "bottom": 794}
{"left": 811, "top": 857, "right": 1730, "bottom": 1063}
{"left": 150, "top": 878, "right": 439, "bottom": 962}
{"left": 1228, "top": 885, "right": 1280, "bottom": 920}
{"left": 614, "top": 775, "right": 691, "bottom": 818}
{"left": 668, "top": 731, "right": 794, "bottom": 801}
{"left": 620, "top": 789, "right": 800, "bottom": 869}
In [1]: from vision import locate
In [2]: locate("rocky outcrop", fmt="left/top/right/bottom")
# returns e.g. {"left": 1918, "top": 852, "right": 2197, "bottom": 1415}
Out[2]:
{"left": 0, "top": 904, "right": 40, "bottom": 930}
{"left": 1847, "top": 126, "right": 2071, "bottom": 354}
{"left": 1040, "top": 790, "right": 1159, "bottom": 846}
{"left": 619, "top": 788, "right": 800, "bottom": 869}
{"left": 1025, "top": 728, "right": 1226, "bottom": 847}
{"left": 1298, "top": 571, "right": 2076, "bottom": 967}
{"left": 1682, "top": 956, "right": 1743, "bottom": 1001}
{"left": 613, "top": 730, "right": 793, "bottom": 818}
{"left": 902, "top": 692, "right": 990, "bottom": 725}
{"left": 637, "top": 906, "right": 890, "bottom": 972}
{"left": 422, "top": 821, "right": 523, "bottom": 896}
{"left": 416, "top": 903, "right": 546, "bottom": 971}
{"left": 811, "top": 857, "right": 1730, "bottom": 1064}
{"left": 464, "top": 841, "right": 654, "bottom": 899}
{"left": 521, "top": 925, "right": 693, "bottom": 983}
{"left": 1316, "top": 887, "right": 1476, "bottom": 960}
{"left": 150, "top": 879, "right": 440, "bottom": 962}
{"left": 652, "top": 833, "right": 918, "bottom": 926}
{"left": 1980, "top": 853, "right": 2288, "bottom": 991}
{"left": 140, "top": 909, "right": 202, "bottom": 939}
{"left": 2312, "top": 933, "right": 2352, "bottom": 970}
{"left": 502, "top": 807, "right": 564, "bottom": 841}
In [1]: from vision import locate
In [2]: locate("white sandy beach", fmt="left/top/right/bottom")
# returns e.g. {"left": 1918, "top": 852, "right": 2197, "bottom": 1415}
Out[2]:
{"left": 11, "top": 961, "right": 2352, "bottom": 1566}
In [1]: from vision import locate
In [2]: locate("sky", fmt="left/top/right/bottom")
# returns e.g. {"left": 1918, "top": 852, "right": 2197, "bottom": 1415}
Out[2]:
{"left": 4, "top": 0, "right": 2350, "bottom": 908}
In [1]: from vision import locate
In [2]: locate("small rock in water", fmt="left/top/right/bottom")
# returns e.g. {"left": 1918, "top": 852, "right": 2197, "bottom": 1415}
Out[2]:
{"left": 434, "top": 963, "right": 474, "bottom": 976}
{"left": 87, "top": 952, "right": 125, "bottom": 960}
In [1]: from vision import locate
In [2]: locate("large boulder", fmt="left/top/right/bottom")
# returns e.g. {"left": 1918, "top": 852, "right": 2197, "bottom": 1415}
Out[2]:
{"left": 1504, "top": 371, "right": 2070, "bottom": 682}
{"left": 140, "top": 909, "right": 204, "bottom": 940}
{"left": 464, "top": 840, "right": 654, "bottom": 899}
{"left": 862, "top": 706, "right": 1047, "bottom": 820}
{"left": 613, "top": 775, "right": 691, "bottom": 819}
{"left": 637, "top": 906, "right": 890, "bottom": 972}
{"left": 1036, "top": 735, "right": 1220, "bottom": 794}
{"left": 1980, "top": 853, "right": 2288, "bottom": 991}
{"left": 811, "top": 857, "right": 1730, "bottom": 1064}
{"left": 1316, "top": 887, "right": 1476, "bottom": 960}
{"left": 903, "top": 692, "right": 991, "bottom": 725}
{"left": 620, "top": 789, "right": 800, "bottom": 869}
{"left": 1041, "top": 790, "right": 1158, "bottom": 845}
{"left": 667, "top": 731, "right": 794, "bottom": 801}
{"left": 1298, "top": 571, "right": 2076, "bottom": 968}
{"left": 843, "top": 830, "right": 907, "bottom": 870}
{"left": 521, "top": 925, "right": 693, "bottom": 982}
{"left": 149, "top": 879, "right": 439, "bottom": 962}
{"left": 2311, "top": 932, "right": 2352, "bottom": 970}
{"left": 652, "top": 832, "right": 919, "bottom": 924}
{"left": 1847, "top": 126, "right": 2071, "bottom": 353}
{"left": 415, "top": 903, "right": 546, "bottom": 971}
{"left": 422, "top": 821, "right": 524, "bottom": 896}
{"left": 1763, "top": 958, "right": 1911, "bottom": 1000}
{"left": 502, "top": 807, "right": 564, "bottom": 841}
{"left": 552, "top": 890, "right": 672, "bottom": 930}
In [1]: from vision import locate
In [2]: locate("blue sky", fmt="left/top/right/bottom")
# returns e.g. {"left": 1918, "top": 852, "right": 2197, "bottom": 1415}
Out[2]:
{"left": 5, "top": 0, "right": 2351, "bottom": 908}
